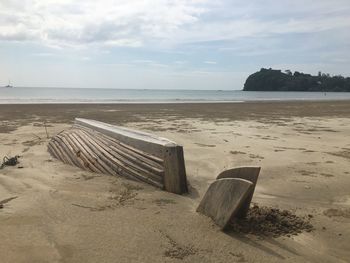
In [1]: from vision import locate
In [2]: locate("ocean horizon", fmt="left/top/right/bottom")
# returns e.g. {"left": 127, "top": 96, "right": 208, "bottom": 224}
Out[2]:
{"left": 1, "top": 87, "right": 350, "bottom": 104}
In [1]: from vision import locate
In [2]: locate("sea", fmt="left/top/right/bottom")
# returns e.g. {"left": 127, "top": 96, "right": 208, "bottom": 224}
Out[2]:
{"left": 1, "top": 87, "right": 350, "bottom": 104}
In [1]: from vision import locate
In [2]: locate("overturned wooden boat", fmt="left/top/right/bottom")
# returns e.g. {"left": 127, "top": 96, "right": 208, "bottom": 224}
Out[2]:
{"left": 48, "top": 118, "right": 188, "bottom": 194}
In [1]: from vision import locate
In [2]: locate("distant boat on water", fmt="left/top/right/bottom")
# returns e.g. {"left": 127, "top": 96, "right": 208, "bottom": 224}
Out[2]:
{"left": 4, "top": 80, "right": 13, "bottom": 88}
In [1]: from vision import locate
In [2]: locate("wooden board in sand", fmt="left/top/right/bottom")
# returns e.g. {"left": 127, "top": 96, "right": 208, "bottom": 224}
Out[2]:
{"left": 196, "top": 178, "right": 253, "bottom": 230}
{"left": 216, "top": 166, "right": 261, "bottom": 217}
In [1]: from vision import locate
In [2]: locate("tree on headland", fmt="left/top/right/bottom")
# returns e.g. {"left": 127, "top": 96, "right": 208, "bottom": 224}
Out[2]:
{"left": 243, "top": 68, "right": 350, "bottom": 92}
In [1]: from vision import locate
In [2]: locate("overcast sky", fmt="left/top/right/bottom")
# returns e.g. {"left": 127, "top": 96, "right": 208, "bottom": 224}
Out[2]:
{"left": 1, "top": 0, "right": 349, "bottom": 89}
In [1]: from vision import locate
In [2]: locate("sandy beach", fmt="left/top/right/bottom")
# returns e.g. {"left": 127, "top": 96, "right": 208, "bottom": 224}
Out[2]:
{"left": 1, "top": 101, "right": 350, "bottom": 262}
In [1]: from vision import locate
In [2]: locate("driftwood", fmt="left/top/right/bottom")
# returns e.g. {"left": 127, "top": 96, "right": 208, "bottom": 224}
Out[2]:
{"left": 197, "top": 167, "right": 261, "bottom": 230}
{"left": 216, "top": 166, "right": 261, "bottom": 218}
{"left": 0, "top": 196, "right": 18, "bottom": 208}
{"left": 48, "top": 118, "right": 188, "bottom": 194}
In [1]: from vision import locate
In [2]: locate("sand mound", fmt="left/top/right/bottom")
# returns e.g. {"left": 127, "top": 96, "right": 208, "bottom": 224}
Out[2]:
{"left": 230, "top": 204, "right": 314, "bottom": 237}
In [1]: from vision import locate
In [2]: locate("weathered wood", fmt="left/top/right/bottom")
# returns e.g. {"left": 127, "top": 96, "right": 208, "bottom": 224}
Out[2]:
{"left": 68, "top": 131, "right": 116, "bottom": 175}
{"left": 70, "top": 131, "right": 121, "bottom": 177}
{"left": 79, "top": 129, "right": 164, "bottom": 181}
{"left": 48, "top": 141, "right": 58, "bottom": 158}
{"left": 69, "top": 132, "right": 110, "bottom": 173}
{"left": 69, "top": 133, "right": 101, "bottom": 173}
{"left": 74, "top": 118, "right": 176, "bottom": 158}
{"left": 54, "top": 135, "right": 83, "bottom": 169}
{"left": 48, "top": 119, "right": 187, "bottom": 193}
{"left": 70, "top": 131, "right": 111, "bottom": 173}
{"left": 52, "top": 140, "right": 73, "bottom": 166}
{"left": 61, "top": 132, "right": 90, "bottom": 170}
{"left": 92, "top": 131, "right": 164, "bottom": 172}
{"left": 75, "top": 124, "right": 164, "bottom": 164}
{"left": 76, "top": 129, "right": 163, "bottom": 188}
{"left": 216, "top": 167, "right": 261, "bottom": 218}
{"left": 78, "top": 129, "right": 163, "bottom": 184}
{"left": 196, "top": 178, "right": 253, "bottom": 230}
{"left": 163, "top": 146, "right": 188, "bottom": 194}
{"left": 72, "top": 118, "right": 187, "bottom": 194}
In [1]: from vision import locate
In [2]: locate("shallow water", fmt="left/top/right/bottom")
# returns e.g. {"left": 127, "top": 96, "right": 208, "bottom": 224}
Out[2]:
{"left": 1, "top": 87, "right": 350, "bottom": 104}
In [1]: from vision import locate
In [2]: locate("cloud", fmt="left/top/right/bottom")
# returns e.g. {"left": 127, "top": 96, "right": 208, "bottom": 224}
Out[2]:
{"left": 1, "top": 0, "right": 349, "bottom": 50}
{"left": 204, "top": 61, "right": 217, "bottom": 64}
{"left": 0, "top": 0, "right": 209, "bottom": 48}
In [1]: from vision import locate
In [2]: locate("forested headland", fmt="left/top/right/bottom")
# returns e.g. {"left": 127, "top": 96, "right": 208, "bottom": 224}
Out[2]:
{"left": 243, "top": 68, "right": 350, "bottom": 92}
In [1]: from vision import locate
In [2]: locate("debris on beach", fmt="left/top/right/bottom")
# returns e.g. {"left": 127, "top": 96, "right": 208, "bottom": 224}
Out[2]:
{"left": 229, "top": 204, "right": 314, "bottom": 238}
{"left": 197, "top": 167, "right": 261, "bottom": 230}
{"left": 0, "top": 155, "right": 20, "bottom": 169}
{"left": 0, "top": 196, "right": 18, "bottom": 209}
{"left": 48, "top": 118, "right": 188, "bottom": 194}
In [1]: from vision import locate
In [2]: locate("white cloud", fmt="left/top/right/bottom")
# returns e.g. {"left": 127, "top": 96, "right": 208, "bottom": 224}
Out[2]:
{"left": 1, "top": 0, "right": 349, "bottom": 50}
{"left": 204, "top": 61, "right": 217, "bottom": 64}
{"left": 0, "top": 0, "right": 209, "bottom": 48}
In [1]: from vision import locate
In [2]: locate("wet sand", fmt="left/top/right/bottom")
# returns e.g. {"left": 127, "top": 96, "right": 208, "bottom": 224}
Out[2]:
{"left": 0, "top": 101, "right": 350, "bottom": 262}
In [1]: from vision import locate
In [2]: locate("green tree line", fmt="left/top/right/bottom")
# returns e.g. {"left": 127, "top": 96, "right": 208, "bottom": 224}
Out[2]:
{"left": 243, "top": 68, "right": 350, "bottom": 92}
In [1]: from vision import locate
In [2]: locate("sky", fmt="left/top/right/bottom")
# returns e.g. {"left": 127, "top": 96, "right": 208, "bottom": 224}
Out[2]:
{"left": 0, "top": 0, "right": 350, "bottom": 90}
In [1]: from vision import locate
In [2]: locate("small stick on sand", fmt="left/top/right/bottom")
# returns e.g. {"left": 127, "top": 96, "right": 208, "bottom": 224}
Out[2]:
{"left": 44, "top": 122, "right": 50, "bottom": 139}
{"left": 0, "top": 196, "right": 18, "bottom": 208}
{"left": 71, "top": 203, "right": 95, "bottom": 209}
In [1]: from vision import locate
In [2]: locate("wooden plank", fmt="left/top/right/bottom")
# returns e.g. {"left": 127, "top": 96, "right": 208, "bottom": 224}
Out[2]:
{"left": 76, "top": 124, "right": 164, "bottom": 165}
{"left": 69, "top": 131, "right": 110, "bottom": 174}
{"left": 48, "top": 141, "right": 59, "bottom": 158}
{"left": 84, "top": 131, "right": 164, "bottom": 177}
{"left": 69, "top": 132, "right": 104, "bottom": 173}
{"left": 65, "top": 133, "right": 95, "bottom": 172}
{"left": 61, "top": 132, "right": 92, "bottom": 170}
{"left": 196, "top": 178, "right": 253, "bottom": 230}
{"left": 68, "top": 131, "right": 121, "bottom": 177}
{"left": 74, "top": 129, "right": 163, "bottom": 188}
{"left": 74, "top": 118, "right": 176, "bottom": 159}
{"left": 52, "top": 139, "right": 74, "bottom": 166}
{"left": 50, "top": 140, "right": 66, "bottom": 163}
{"left": 76, "top": 129, "right": 152, "bottom": 179}
{"left": 78, "top": 129, "right": 164, "bottom": 182}
{"left": 163, "top": 145, "right": 188, "bottom": 194}
{"left": 92, "top": 131, "right": 165, "bottom": 172}
{"left": 81, "top": 130, "right": 163, "bottom": 187}
{"left": 216, "top": 167, "right": 261, "bottom": 218}
{"left": 55, "top": 136, "right": 91, "bottom": 171}
{"left": 55, "top": 134, "right": 84, "bottom": 169}
{"left": 67, "top": 132, "right": 116, "bottom": 176}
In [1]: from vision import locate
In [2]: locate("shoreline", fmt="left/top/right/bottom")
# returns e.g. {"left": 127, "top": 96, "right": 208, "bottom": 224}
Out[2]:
{"left": 1, "top": 97, "right": 350, "bottom": 105}
{"left": 1, "top": 98, "right": 350, "bottom": 104}
{"left": 2, "top": 87, "right": 350, "bottom": 105}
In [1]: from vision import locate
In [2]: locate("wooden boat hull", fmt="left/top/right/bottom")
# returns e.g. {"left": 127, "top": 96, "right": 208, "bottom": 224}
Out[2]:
{"left": 48, "top": 118, "right": 188, "bottom": 194}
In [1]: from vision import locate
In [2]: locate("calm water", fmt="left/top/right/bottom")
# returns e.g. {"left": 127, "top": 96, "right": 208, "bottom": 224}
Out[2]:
{"left": 1, "top": 87, "right": 350, "bottom": 104}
